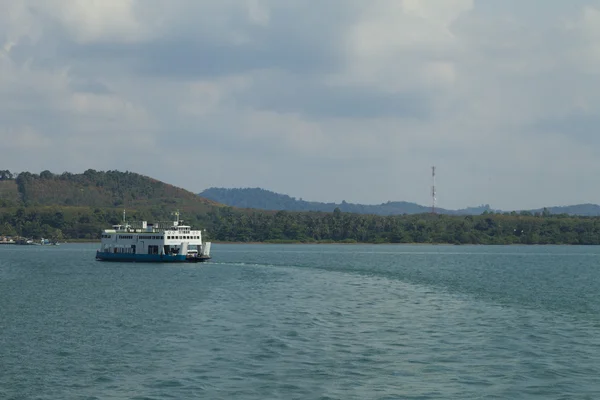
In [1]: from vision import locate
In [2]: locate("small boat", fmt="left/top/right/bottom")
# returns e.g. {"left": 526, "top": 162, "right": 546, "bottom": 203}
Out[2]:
{"left": 95, "top": 211, "right": 212, "bottom": 263}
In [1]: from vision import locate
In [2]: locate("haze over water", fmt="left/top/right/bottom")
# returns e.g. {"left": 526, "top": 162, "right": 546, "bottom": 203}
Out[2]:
{"left": 2, "top": 244, "right": 600, "bottom": 399}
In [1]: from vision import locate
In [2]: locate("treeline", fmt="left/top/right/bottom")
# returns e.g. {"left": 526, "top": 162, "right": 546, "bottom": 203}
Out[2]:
{"left": 0, "top": 207, "right": 210, "bottom": 241}
{"left": 0, "top": 170, "right": 15, "bottom": 180}
{"left": 2, "top": 205, "right": 600, "bottom": 244}
{"left": 206, "top": 208, "right": 600, "bottom": 244}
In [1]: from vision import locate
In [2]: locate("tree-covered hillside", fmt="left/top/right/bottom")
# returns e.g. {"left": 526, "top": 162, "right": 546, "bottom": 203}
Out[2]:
{"left": 0, "top": 169, "right": 221, "bottom": 240}
{"left": 2, "top": 170, "right": 600, "bottom": 245}
{"left": 1, "top": 169, "right": 218, "bottom": 210}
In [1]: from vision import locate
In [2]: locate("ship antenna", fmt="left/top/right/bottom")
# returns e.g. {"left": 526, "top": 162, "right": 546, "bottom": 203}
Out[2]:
{"left": 123, "top": 209, "right": 126, "bottom": 223}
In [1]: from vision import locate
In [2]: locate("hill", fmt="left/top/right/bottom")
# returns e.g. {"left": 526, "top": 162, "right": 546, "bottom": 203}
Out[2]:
{"left": 1, "top": 169, "right": 218, "bottom": 210}
{"left": 0, "top": 169, "right": 221, "bottom": 240}
{"left": 3, "top": 171, "right": 600, "bottom": 244}
{"left": 199, "top": 187, "right": 600, "bottom": 216}
{"left": 526, "top": 204, "right": 600, "bottom": 217}
{"left": 199, "top": 187, "right": 491, "bottom": 215}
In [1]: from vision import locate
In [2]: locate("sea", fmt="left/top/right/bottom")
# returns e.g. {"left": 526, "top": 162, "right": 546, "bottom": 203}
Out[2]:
{"left": 1, "top": 243, "right": 600, "bottom": 399}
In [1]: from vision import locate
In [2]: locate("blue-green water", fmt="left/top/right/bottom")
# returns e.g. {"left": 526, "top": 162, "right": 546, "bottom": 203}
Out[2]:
{"left": 1, "top": 244, "right": 600, "bottom": 399}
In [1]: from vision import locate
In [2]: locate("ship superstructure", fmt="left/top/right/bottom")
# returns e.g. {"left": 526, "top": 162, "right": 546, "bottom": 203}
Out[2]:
{"left": 96, "top": 211, "right": 211, "bottom": 263}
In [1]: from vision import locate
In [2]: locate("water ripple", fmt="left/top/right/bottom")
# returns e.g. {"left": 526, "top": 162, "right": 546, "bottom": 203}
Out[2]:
{"left": 2, "top": 244, "right": 600, "bottom": 399}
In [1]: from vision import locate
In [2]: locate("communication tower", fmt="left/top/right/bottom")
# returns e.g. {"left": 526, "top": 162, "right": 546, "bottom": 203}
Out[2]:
{"left": 431, "top": 166, "right": 436, "bottom": 214}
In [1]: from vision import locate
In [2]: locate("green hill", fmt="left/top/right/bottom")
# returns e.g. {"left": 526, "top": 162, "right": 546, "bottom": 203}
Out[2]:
{"left": 9, "top": 169, "right": 218, "bottom": 210}
{"left": 0, "top": 169, "right": 221, "bottom": 240}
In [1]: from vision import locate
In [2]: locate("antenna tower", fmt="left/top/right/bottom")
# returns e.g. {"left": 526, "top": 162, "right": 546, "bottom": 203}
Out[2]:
{"left": 431, "top": 166, "right": 436, "bottom": 214}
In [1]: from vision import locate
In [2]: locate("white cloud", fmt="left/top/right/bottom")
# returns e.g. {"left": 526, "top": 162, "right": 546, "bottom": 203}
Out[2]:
{"left": 41, "top": 0, "right": 150, "bottom": 44}
{"left": 1, "top": 0, "right": 600, "bottom": 209}
{"left": 336, "top": 0, "right": 472, "bottom": 92}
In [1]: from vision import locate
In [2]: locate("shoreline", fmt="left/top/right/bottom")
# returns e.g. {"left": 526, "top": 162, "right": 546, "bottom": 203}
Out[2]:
{"left": 9, "top": 240, "right": 594, "bottom": 246}
{"left": 209, "top": 241, "right": 584, "bottom": 246}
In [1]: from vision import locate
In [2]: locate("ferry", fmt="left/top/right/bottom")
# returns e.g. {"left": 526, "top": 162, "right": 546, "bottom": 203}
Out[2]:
{"left": 95, "top": 211, "right": 211, "bottom": 263}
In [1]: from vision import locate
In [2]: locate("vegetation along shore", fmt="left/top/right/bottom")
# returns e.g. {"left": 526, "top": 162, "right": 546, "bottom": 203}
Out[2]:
{"left": 2, "top": 169, "right": 600, "bottom": 245}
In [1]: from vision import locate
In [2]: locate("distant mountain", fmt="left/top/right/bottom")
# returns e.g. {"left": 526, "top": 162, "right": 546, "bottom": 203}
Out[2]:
{"left": 526, "top": 204, "right": 600, "bottom": 217}
{"left": 199, "top": 187, "right": 600, "bottom": 216}
{"left": 198, "top": 187, "right": 492, "bottom": 216}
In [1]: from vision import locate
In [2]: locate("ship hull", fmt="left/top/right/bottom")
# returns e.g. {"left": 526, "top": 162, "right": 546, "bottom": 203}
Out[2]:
{"left": 95, "top": 251, "right": 210, "bottom": 263}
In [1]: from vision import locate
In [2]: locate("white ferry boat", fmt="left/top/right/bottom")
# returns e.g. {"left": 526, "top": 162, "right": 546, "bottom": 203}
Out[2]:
{"left": 95, "top": 211, "right": 211, "bottom": 263}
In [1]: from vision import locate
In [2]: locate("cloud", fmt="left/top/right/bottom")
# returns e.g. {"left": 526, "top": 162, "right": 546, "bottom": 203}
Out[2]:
{"left": 1, "top": 0, "right": 600, "bottom": 210}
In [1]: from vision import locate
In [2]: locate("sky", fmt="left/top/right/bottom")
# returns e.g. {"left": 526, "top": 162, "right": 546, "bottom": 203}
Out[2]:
{"left": 1, "top": 0, "right": 599, "bottom": 210}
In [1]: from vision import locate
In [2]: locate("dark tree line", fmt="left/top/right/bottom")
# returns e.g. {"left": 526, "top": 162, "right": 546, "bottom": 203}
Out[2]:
{"left": 2, "top": 205, "right": 600, "bottom": 244}
{"left": 203, "top": 207, "right": 600, "bottom": 244}
{"left": 0, "top": 170, "right": 15, "bottom": 180}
